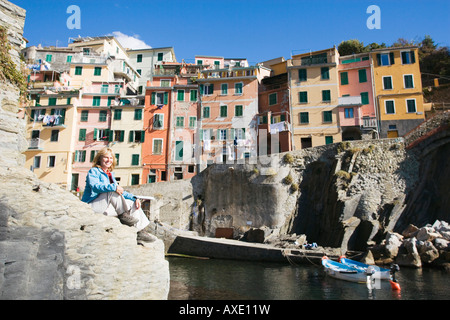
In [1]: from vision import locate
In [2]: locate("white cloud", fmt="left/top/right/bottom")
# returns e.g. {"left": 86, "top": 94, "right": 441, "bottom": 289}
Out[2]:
{"left": 110, "top": 31, "right": 152, "bottom": 50}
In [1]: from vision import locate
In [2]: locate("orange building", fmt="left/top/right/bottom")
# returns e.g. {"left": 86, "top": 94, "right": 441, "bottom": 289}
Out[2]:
{"left": 142, "top": 76, "right": 172, "bottom": 183}
{"left": 142, "top": 62, "right": 202, "bottom": 183}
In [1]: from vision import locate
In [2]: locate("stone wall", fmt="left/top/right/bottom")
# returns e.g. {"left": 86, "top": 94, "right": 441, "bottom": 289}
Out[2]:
{"left": 0, "top": 0, "right": 169, "bottom": 300}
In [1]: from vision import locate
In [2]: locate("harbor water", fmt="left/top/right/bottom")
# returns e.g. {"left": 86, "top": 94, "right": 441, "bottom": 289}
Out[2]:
{"left": 167, "top": 257, "right": 450, "bottom": 300}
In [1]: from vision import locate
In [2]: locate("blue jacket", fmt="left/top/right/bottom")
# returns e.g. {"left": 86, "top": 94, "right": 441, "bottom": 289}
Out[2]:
{"left": 81, "top": 167, "right": 136, "bottom": 204}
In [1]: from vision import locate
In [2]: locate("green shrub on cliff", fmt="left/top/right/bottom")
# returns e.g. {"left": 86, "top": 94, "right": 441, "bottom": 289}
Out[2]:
{"left": 283, "top": 174, "right": 293, "bottom": 185}
{"left": 283, "top": 153, "right": 294, "bottom": 164}
{"left": 0, "top": 26, "right": 27, "bottom": 100}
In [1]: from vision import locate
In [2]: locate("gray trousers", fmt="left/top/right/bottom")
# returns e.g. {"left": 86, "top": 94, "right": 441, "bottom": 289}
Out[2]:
{"left": 90, "top": 192, "right": 150, "bottom": 231}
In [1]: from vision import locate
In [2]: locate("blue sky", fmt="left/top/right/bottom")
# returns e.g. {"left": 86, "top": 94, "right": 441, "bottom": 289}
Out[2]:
{"left": 12, "top": 0, "right": 450, "bottom": 65}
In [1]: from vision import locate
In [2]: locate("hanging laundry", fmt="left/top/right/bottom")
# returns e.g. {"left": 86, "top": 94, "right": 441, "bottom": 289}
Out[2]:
{"left": 270, "top": 121, "right": 287, "bottom": 134}
{"left": 204, "top": 139, "right": 211, "bottom": 151}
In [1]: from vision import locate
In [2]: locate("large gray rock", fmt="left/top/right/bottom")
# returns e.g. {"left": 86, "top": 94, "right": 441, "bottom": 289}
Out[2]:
{"left": 396, "top": 237, "right": 422, "bottom": 268}
{"left": 0, "top": 167, "right": 170, "bottom": 300}
{"left": 385, "top": 232, "right": 403, "bottom": 258}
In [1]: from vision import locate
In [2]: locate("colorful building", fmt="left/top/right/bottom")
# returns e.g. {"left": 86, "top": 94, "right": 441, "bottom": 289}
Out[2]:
{"left": 196, "top": 60, "right": 271, "bottom": 167}
{"left": 169, "top": 62, "right": 201, "bottom": 180}
{"left": 371, "top": 46, "right": 425, "bottom": 138}
{"left": 109, "top": 95, "right": 145, "bottom": 186}
{"left": 72, "top": 82, "right": 116, "bottom": 191}
{"left": 127, "top": 47, "right": 177, "bottom": 95}
{"left": 338, "top": 52, "right": 378, "bottom": 140}
{"left": 142, "top": 62, "right": 202, "bottom": 183}
{"left": 142, "top": 74, "right": 173, "bottom": 183}
{"left": 24, "top": 91, "right": 79, "bottom": 190}
{"left": 287, "top": 47, "right": 341, "bottom": 149}
{"left": 257, "top": 72, "right": 292, "bottom": 154}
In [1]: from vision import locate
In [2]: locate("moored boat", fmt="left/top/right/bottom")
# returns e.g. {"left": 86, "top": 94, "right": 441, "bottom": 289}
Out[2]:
{"left": 339, "top": 256, "right": 391, "bottom": 280}
{"left": 321, "top": 256, "right": 368, "bottom": 283}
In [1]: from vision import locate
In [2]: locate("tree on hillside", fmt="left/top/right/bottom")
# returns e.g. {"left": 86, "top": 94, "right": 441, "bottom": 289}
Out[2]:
{"left": 391, "top": 38, "right": 416, "bottom": 47}
{"left": 338, "top": 39, "right": 386, "bottom": 56}
{"left": 338, "top": 39, "right": 365, "bottom": 56}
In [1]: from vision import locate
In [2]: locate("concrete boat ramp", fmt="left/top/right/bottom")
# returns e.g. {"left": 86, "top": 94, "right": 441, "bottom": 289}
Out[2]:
{"left": 166, "top": 234, "right": 341, "bottom": 265}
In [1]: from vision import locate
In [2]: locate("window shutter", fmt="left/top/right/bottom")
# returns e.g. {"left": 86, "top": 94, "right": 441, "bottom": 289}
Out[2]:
{"left": 129, "top": 131, "right": 134, "bottom": 142}
{"left": 60, "top": 109, "right": 66, "bottom": 125}
{"left": 93, "top": 128, "right": 98, "bottom": 141}
{"left": 341, "top": 72, "right": 348, "bottom": 85}
{"left": 361, "top": 92, "right": 369, "bottom": 105}
{"left": 358, "top": 69, "right": 367, "bottom": 83}
{"left": 79, "top": 129, "right": 86, "bottom": 141}
{"left": 107, "top": 129, "right": 113, "bottom": 141}
{"left": 376, "top": 54, "right": 381, "bottom": 66}
{"left": 410, "top": 51, "right": 416, "bottom": 64}
{"left": 230, "top": 128, "right": 235, "bottom": 140}
{"left": 209, "top": 84, "right": 214, "bottom": 94}
{"left": 163, "top": 92, "right": 168, "bottom": 104}
{"left": 119, "top": 130, "right": 124, "bottom": 142}
{"left": 151, "top": 92, "right": 156, "bottom": 105}
{"left": 140, "top": 131, "right": 145, "bottom": 143}
{"left": 389, "top": 52, "right": 395, "bottom": 65}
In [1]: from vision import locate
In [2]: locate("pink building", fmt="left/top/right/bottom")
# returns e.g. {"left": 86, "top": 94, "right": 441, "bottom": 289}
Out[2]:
{"left": 72, "top": 81, "right": 123, "bottom": 190}
{"left": 338, "top": 53, "right": 378, "bottom": 140}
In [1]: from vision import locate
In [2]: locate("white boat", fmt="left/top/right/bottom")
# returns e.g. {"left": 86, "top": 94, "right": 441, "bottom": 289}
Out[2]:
{"left": 339, "top": 256, "right": 391, "bottom": 280}
{"left": 321, "top": 256, "right": 368, "bottom": 283}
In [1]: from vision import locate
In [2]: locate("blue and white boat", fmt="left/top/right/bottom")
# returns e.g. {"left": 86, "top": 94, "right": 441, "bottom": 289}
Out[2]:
{"left": 321, "top": 256, "right": 368, "bottom": 283}
{"left": 339, "top": 256, "right": 391, "bottom": 280}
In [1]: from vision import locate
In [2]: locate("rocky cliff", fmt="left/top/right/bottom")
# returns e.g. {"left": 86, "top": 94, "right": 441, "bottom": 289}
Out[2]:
{"left": 0, "top": 0, "right": 169, "bottom": 300}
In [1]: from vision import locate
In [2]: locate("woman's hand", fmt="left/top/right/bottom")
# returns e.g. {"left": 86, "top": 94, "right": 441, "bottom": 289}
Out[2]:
{"left": 116, "top": 185, "right": 124, "bottom": 195}
{"left": 135, "top": 199, "right": 141, "bottom": 209}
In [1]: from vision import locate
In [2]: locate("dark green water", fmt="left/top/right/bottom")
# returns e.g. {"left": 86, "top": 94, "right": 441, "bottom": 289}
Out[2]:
{"left": 167, "top": 257, "right": 450, "bottom": 300}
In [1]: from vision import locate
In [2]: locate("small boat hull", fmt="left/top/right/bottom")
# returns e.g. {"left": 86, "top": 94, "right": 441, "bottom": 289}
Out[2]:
{"left": 340, "top": 257, "right": 390, "bottom": 280}
{"left": 321, "top": 257, "right": 368, "bottom": 283}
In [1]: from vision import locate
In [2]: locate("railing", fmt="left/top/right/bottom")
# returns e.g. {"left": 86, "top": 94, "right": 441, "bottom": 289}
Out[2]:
{"left": 362, "top": 117, "right": 377, "bottom": 128}
{"left": 28, "top": 138, "right": 45, "bottom": 150}
{"left": 153, "top": 68, "right": 178, "bottom": 76}
{"left": 71, "top": 55, "right": 108, "bottom": 65}
{"left": 300, "top": 56, "right": 328, "bottom": 65}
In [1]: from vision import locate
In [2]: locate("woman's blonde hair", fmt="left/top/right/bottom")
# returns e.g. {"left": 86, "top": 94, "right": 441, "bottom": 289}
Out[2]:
{"left": 92, "top": 147, "right": 116, "bottom": 171}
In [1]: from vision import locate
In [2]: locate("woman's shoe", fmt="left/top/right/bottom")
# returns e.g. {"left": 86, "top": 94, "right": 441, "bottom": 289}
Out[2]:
{"left": 137, "top": 231, "right": 157, "bottom": 243}
{"left": 118, "top": 212, "right": 139, "bottom": 226}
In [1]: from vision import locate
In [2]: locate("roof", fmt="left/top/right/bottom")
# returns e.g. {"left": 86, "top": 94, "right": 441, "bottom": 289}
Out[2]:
{"left": 370, "top": 45, "right": 419, "bottom": 53}
{"left": 126, "top": 46, "right": 174, "bottom": 53}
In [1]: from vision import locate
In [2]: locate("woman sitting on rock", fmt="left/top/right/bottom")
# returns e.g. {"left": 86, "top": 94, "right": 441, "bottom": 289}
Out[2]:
{"left": 81, "top": 147, "right": 156, "bottom": 243}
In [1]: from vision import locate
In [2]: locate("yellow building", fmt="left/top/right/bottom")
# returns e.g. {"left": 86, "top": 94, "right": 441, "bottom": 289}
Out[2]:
{"left": 24, "top": 92, "right": 79, "bottom": 190}
{"left": 371, "top": 46, "right": 425, "bottom": 138}
{"left": 287, "top": 47, "right": 341, "bottom": 149}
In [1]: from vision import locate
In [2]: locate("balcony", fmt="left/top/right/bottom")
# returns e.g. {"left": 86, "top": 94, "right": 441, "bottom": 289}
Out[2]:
{"left": 153, "top": 68, "right": 178, "bottom": 76}
{"left": 362, "top": 117, "right": 377, "bottom": 128}
{"left": 289, "top": 51, "right": 337, "bottom": 68}
{"left": 338, "top": 96, "right": 362, "bottom": 106}
{"left": 198, "top": 68, "right": 257, "bottom": 80}
{"left": 71, "top": 54, "right": 109, "bottom": 65}
{"left": 28, "top": 138, "right": 45, "bottom": 150}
